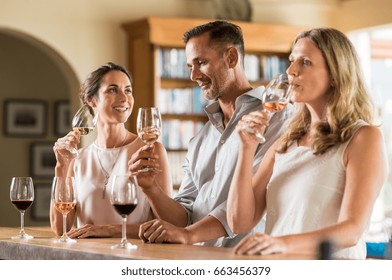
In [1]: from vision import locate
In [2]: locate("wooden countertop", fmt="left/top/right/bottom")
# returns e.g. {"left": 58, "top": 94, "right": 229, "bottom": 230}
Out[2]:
{"left": 0, "top": 227, "right": 314, "bottom": 260}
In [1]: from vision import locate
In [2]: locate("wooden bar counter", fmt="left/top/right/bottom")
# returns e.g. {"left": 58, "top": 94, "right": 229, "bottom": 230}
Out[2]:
{"left": 0, "top": 227, "right": 313, "bottom": 260}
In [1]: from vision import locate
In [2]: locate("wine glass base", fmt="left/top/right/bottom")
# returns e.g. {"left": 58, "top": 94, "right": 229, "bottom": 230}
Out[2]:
{"left": 52, "top": 236, "right": 77, "bottom": 244}
{"left": 111, "top": 242, "right": 137, "bottom": 250}
{"left": 11, "top": 233, "right": 34, "bottom": 240}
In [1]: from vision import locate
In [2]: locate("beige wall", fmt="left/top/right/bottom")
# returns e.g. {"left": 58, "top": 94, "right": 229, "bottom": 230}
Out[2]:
{"left": 0, "top": 0, "right": 391, "bottom": 227}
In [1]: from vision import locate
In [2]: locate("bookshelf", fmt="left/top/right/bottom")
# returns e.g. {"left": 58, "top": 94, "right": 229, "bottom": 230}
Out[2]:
{"left": 122, "top": 17, "right": 304, "bottom": 187}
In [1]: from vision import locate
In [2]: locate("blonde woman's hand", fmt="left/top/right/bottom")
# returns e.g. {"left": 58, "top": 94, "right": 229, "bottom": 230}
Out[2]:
{"left": 236, "top": 110, "right": 270, "bottom": 146}
{"left": 234, "top": 233, "right": 286, "bottom": 255}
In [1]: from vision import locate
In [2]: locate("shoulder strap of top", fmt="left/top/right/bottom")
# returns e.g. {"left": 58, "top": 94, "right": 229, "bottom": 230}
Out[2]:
{"left": 339, "top": 119, "right": 369, "bottom": 165}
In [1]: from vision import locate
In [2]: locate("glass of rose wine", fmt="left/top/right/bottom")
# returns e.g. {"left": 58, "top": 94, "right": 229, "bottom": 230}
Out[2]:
{"left": 51, "top": 176, "right": 77, "bottom": 243}
{"left": 136, "top": 107, "right": 162, "bottom": 173}
{"left": 58, "top": 104, "right": 98, "bottom": 159}
{"left": 10, "top": 177, "right": 34, "bottom": 240}
{"left": 110, "top": 174, "right": 138, "bottom": 249}
{"left": 241, "top": 73, "right": 291, "bottom": 143}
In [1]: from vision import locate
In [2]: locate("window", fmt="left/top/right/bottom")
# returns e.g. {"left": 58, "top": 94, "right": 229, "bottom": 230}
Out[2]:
{"left": 349, "top": 25, "right": 392, "bottom": 242}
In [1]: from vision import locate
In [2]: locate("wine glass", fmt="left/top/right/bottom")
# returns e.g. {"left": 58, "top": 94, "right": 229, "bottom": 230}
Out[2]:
{"left": 136, "top": 107, "right": 162, "bottom": 173}
{"left": 10, "top": 177, "right": 34, "bottom": 240}
{"left": 51, "top": 176, "right": 77, "bottom": 243}
{"left": 110, "top": 174, "right": 139, "bottom": 249}
{"left": 136, "top": 107, "right": 161, "bottom": 146}
{"left": 241, "top": 73, "right": 291, "bottom": 143}
{"left": 58, "top": 104, "right": 98, "bottom": 159}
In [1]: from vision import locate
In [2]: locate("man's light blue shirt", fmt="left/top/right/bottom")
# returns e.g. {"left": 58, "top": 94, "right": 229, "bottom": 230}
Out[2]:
{"left": 174, "top": 86, "right": 291, "bottom": 247}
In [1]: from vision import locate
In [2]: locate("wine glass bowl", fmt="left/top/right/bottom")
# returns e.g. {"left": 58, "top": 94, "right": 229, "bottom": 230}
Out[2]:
{"left": 72, "top": 104, "right": 98, "bottom": 135}
{"left": 136, "top": 107, "right": 162, "bottom": 173}
{"left": 262, "top": 73, "right": 291, "bottom": 113}
{"left": 239, "top": 73, "right": 291, "bottom": 143}
{"left": 136, "top": 107, "right": 161, "bottom": 146}
{"left": 110, "top": 174, "right": 138, "bottom": 249}
{"left": 51, "top": 176, "right": 77, "bottom": 244}
{"left": 57, "top": 104, "right": 97, "bottom": 159}
{"left": 10, "top": 177, "right": 34, "bottom": 240}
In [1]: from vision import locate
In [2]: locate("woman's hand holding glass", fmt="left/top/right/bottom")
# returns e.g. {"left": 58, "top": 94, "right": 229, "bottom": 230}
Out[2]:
{"left": 238, "top": 73, "right": 291, "bottom": 142}
{"left": 237, "top": 110, "right": 271, "bottom": 144}
{"left": 54, "top": 104, "right": 97, "bottom": 160}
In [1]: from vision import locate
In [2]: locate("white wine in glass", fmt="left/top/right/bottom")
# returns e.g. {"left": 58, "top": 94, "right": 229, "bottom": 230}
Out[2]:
{"left": 51, "top": 176, "right": 77, "bottom": 243}
{"left": 10, "top": 177, "right": 34, "bottom": 240}
{"left": 110, "top": 174, "right": 138, "bottom": 249}
{"left": 59, "top": 104, "right": 98, "bottom": 159}
{"left": 136, "top": 107, "right": 162, "bottom": 173}
{"left": 72, "top": 104, "right": 98, "bottom": 135}
{"left": 136, "top": 107, "right": 161, "bottom": 145}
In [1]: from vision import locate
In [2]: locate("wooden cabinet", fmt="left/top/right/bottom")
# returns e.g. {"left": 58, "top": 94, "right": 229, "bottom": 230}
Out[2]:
{"left": 122, "top": 17, "right": 303, "bottom": 186}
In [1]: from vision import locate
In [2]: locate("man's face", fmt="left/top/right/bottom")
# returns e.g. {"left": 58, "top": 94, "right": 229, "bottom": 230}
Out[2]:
{"left": 185, "top": 33, "right": 231, "bottom": 100}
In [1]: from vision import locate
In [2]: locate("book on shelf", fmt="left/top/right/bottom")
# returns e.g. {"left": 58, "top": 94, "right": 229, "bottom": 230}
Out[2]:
{"left": 244, "top": 54, "right": 289, "bottom": 82}
{"left": 158, "top": 48, "right": 190, "bottom": 79}
{"left": 156, "top": 87, "right": 208, "bottom": 115}
{"left": 158, "top": 48, "right": 289, "bottom": 82}
{"left": 167, "top": 150, "right": 187, "bottom": 188}
{"left": 162, "top": 120, "right": 205, "bottom": 150}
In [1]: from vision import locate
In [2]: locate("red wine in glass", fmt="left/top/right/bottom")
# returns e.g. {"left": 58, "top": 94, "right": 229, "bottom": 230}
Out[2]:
{"left": 9, "top": 177, "right": 34, "bottom": 240}
{"left": 110, "top": 174, "right": 139, "bottom": 249}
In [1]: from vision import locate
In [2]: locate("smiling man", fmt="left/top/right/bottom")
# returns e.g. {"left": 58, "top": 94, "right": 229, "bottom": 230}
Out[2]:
{"left": 137, "top": 21, "right": 290, "bottom": 247}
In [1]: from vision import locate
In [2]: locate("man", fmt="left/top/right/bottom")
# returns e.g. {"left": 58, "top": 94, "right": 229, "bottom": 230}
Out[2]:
{"left": 135, "top": 20, "right": 289, "bottom": 247}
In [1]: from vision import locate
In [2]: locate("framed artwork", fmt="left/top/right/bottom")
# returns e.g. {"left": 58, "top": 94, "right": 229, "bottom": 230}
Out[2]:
{"left": 30, "top": 141, "right": 56, "bottom": 178}
{"left": 3, "top": 99, "right": 47, "bottom": 137}
{"left": 31, "top": 183, "right": 51, "bottom": 221}
{"left": 54, "top": 100, "right": 70, "bottom": 136}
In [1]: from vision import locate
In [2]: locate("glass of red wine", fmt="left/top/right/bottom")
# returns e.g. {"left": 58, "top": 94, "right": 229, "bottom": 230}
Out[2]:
{"left": 10, "top": 177, "right": 34, "bottom": 240}
{"left": 51, "top": 176, "right": 77, "bottom": 243}
{"left": 110, "top": 174, "right": 138, "bottom": 249}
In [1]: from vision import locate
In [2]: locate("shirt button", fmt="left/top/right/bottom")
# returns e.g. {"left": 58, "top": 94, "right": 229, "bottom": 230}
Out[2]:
{"left": 220, "top": 139, "right": 225, "bottom": 144}
{"left": 211, "top": 194, "right": 215, "bottom": 199}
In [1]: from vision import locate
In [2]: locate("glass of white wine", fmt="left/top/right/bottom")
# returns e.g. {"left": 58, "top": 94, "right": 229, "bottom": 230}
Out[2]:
{"left": 110, "top": 174, "right": 138, "bottom": 249}
{"left": 10, "top": 177, "right": 34, "bottom": 240}
{"left": 240, "top": 73, "right": 291, "bottom": 143}
{"left": 136, "top": 107, "right": 162, "bottom": 173}
{"left": 58, "top": 104, "right": 98, "bottom": 159}
{"left": 51, "top": 176, "right": 77, "bottom": 244}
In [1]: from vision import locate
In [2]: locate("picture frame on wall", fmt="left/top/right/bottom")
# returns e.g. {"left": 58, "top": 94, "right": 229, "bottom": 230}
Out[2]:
{"left": 54, "top": 100, "right": 70, "bottom": 136}
{"left": 30, "top": 141, "right": 56, "bottom": 179}
{"left": 31, "top": 183, "right": 51, "bottom": 221}
{"left": 3, "top": 99, "right": 47, "bottom": 137}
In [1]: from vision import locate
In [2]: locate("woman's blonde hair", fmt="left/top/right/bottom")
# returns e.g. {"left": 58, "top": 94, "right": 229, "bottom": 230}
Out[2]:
{"left": 277, "top": 28, "right": 375, "bottom": 155}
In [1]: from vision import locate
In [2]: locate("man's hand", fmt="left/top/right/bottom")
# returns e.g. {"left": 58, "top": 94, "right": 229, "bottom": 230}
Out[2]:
{"left": 139, "top": 219, "right": 191, "bottom": 244}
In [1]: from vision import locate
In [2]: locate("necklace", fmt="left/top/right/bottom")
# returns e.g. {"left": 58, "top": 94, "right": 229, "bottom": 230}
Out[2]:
{"left": 96, "top": 131, "right": 128, "bottom": 199}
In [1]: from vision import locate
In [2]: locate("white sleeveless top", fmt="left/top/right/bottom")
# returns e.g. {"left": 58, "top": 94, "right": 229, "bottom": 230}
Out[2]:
{"left": 266, "top": 121, "right": 368, "bottom": 259}
{"left": 73, "top": 139, "right": 150, "bottom": 227}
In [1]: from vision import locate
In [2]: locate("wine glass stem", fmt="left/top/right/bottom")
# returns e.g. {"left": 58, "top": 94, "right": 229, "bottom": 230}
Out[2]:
{"left": 121, "top": 217, "right": 127, "bottom": 244}
{"left": 62, "top": 214, "right": 68, "bottom": 237}
{"left": 20, "top": 211, "right": 25, "bottom": 234}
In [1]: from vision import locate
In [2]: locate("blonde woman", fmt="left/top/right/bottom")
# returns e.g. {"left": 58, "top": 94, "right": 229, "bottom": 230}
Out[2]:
{"left": 227, "top": 28, "right": 388, "bottom": 259}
